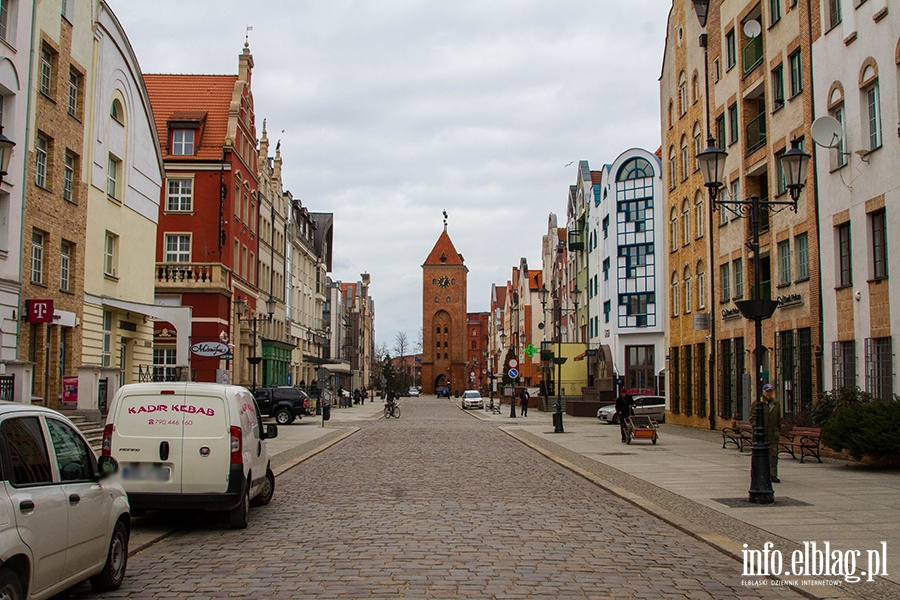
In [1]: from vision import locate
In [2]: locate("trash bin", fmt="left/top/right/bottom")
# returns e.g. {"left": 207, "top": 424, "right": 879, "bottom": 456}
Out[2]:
{"left": 322, "top": 403, "right": 331, "bottom": 421}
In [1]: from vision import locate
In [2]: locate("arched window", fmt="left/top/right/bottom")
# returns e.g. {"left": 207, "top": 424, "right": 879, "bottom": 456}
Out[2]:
{"left": 691, "top": 71, "right": 700, "bottom": 104}
{"left": 697, "top": 261, "right": 706, "bottom": 309}
{"left": 668, "top": 146, "right": 676, "bottom": 189}
{"left": 683, "top": 266, "right": 692, "bottom": 314}
{"left": 678, "top": 71, "right": 687, "bottom": 116}
{"left": 859, "top": 60, "right": 882, "bottom": 151}
{"left": 616, "top": 157, "right": 654, "bottom": 181}
{"left": 695, "top": 190, "right": 704, "bottom": 239}
{"left": 681, "top": 199, "right": 690, "bottom": 245}
{"left": 670, "top": 208, "right": 678, "bottom": 252}
{"left": 110, "top": 98, "right": 124, "bottom": 124}
{"left": 672, "top": 273, "right": 679, "bottom": 316}
{"left": 692, "top": 121, "right": 702, "bottom": 172}
{"left": 680, "top": 135, "right": 689, "bottom": 181}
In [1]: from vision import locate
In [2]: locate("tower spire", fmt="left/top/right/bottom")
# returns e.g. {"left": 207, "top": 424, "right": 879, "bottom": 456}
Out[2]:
{"left": 442, "top": 209, "right": 448, "bottom": 231}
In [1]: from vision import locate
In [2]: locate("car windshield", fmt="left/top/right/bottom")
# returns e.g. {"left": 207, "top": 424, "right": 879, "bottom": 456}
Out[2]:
{"left": 463, "top": 391, "right": 480, "bottom": 398}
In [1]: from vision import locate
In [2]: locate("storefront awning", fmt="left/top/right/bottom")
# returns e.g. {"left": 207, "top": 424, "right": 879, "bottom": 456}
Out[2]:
{"left": 322, "top": 363, "right": 351, "bottom": 374}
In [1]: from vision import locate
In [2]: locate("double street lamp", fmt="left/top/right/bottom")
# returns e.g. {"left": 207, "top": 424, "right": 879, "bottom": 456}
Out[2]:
{"left": 234, "top": 295, "right": 276, "bottom": 391}
{"left": 540, "top": 283, "right": 580, "bottom": 434}
{"left": 697, "top": 137, "right": 810, "bottom": 504}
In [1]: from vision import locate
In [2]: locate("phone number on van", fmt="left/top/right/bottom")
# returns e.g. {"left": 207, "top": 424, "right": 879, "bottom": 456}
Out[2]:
{"left": 147, "top": 419, "right": 195, "bottom": 426}
{"left": 128, "top": 404, "right": 215, "bottom": 416}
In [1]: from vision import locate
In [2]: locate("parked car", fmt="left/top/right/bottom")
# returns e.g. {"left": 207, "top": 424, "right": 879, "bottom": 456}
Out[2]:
{"left": 461, "top": 390, "right": 484, "bottom": 410}
{"left": 597, "top": 395, "right": 666, "bottom": 424}
{"left": 408, "top": 387, "right": 420, "bottom": 397}
{"left": 251, "top": 386, "right": 308, "bottom": 424}
{"left": 0, "top": 402, "right": 130, "bottom": 598}
{"left": 104, "top": 382, "right": 277, "bottom": 529}
{"left": 436, "top": 386, "right": 450, "bottom": 398}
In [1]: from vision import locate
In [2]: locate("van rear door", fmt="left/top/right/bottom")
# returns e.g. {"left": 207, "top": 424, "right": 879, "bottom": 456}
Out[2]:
{"left": 178, "top": 387, "right": 229, "bottom": 494}
{"left": 112, "top": 384, "right": 186, "bottom": 494}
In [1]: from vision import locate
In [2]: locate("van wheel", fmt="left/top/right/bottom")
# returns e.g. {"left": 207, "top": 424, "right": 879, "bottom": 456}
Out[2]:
{"left": 251, "top": 468, "right": 275, "bottom": 507}
{"left": 90, "top": 520, "right": 129, "bottom": 591}
{"left": 228, "top": 488, "right": 250, "bottom": 529}
{"left": 274, "top": 408, "right": 294, "bottom": 425}
{"left": 0, "top": 567, "right": 24, "bottom": 600}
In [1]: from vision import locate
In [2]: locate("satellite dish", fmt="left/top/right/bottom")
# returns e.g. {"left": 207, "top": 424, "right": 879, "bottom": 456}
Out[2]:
{"left": 811, "top": 116, "right": 843, "bottom": 149}
{"left": 743, "top": 20, "right": 761, "bottom": 38}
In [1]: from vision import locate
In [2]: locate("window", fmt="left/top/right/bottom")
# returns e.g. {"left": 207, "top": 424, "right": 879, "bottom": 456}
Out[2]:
{"left": 603, "top": 300, "right": 611, "bottom": 323}
{"left": 695, "top": 194, "right": 704, "bottom": 238}
{"left": 725, "top": 29, "right": 736, "bottom": 69}
{"left": 2, "top": 417, "right": 52, "bottom": 485}
{"left": 110, "top": 99, "right": 124, "bottom": 124}
{"left": 680, "top": 138, "right": 688, "bottom": 180}
{"left": 713, "top": 58, "right": 720, "bottom": 82}
{"left": 778, "top": 240, "right": 791, "bottom": 285}
{"left": 796, "top": 233, "right": 809, "bottom": 280}
{"left": 672, "top": 275, "right": 679, "bottom": 316}
{"left": 171, "top": 130, "right": 195, "bottom": 156}
{"left": 153, "top": 348, "right": 177, "bottom": 381}
{"left": 728, "top": 103, "right": 738, "bottom": 145}
{"left": 865, "top": 337, "right": 893, "bottom": 400}
{"left": 769, "top": 0, "right": 782, "bottom": 24}
{"left": 61, "top": 0, "right": 74, "bottom": 21}
{"left": 678, "top": 73, "right": 687, "bottom": 116}
{"left": 789, "top": 50, "right": 802, "bottom": 97}
{"left": 101, "top": 310, "right": 112, "bottom": 367}
{"left": 40, "top": 45, "right": 53, "bottom": 97}
{"left": 715, "top": 114, "right": 726, "bottom": 150}
{"left": 698, "top": 264, "right": 706, "bottom": 308}
{"left": 104, "top": 231, "right": 118, "bottom": 277}
{"left": 107, "top": 154, "right": 121, "bottom": 199}
{"left": 772, "top": 64, "right": 785, "bottom": 108}
{"left": 60, "top": 241, "right": 71, "bottom": 292}
{"left": 602, "top": 215, "right": 609, "bottom": 238}
{"left": 830, "top": 105, "right": 847, "bottom": 168}
{"left": 668, "top": 147, "right": 676, "bottom": 189}
{"left": 166, "top": 179, "right": 193, "bottom": 212}
{"left": 35, "top": 134, "right": 49, "bottom": 188}
{"left": 693, "top": 126, "right": 702, "bottom": 172}
{"left": 31, "top": 230, "right": 44, "bottom": 284}
{"left": 720, "top": 262, "right": 730, "bottom": 302}
{"left": 670, "top": 210, "right": 678, "bottom": 252}
{"left": 733, "top": 258, "right": 744, "bottom": 298}
{"left": 864, "top": 82, "right": 882, "bottom": 151}
{"left": 602, "top": 257, "right": 610, "bottom": 281}
{"left": 826, "top": 0, "right": 842, "bottom": 29}
{"left": 47, "top": 419, "right": 93, "bottom": 482}
{"left": 63, "top": 151, "right": 75, "bottom": 203}
{"left": 164, "top": 234, "right": 190, "bottom": 263}
{"left": 0, "top": 0, "right": 9, "bottom": 42}
{"left": 67, "top": 69, "right": 80, "bottom": 117}
{"left": 838, "top": 223, "right": 852, "bottom": 286}
{"left": 684, "top": 270, "right": 692, "bottom": 313}
{"left": 682, "top": 201, "right": 690, "bottom": 245}
{"left": 832, "top": 341, "right": 856, "bottom": 390}
{"left": 775, "top": 148, "right": 787, "bottom": 195}
{"left": 872, "top": 210, "right": 887, "bottom": 279}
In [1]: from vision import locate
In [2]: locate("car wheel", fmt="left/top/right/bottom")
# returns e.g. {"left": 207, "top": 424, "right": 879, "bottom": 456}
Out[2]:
{"left": 612, "top": 414, "right": 619, "bottom": 425}
{"left": 251, "top": 468, "right": 275, "bottom": 507}
{"left": 274, "top": 408, "right": 293, "bottom": 425}
{"left": 0, "top": 567, "right": 24, "bottom": 600}
{"left": 90, "top": 520, "right": 129, "bottom": 592}
{"left": 228, "top": 487, "right": 250, "bottom": 529}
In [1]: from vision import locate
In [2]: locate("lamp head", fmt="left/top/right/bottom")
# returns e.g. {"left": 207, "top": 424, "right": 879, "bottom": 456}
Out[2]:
{"left": 692, "top": 0, "right": 710, "bottom": 27}
{"left": 698, "top": 137, "right": 728, "bottom": 201}
{"left": 780, "top": 139, "right": 811, "bottom": 204}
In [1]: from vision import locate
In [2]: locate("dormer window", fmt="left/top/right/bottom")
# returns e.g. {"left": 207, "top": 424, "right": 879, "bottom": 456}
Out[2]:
{"left": 171, "top": 130, "right": 195, "bottom": 155}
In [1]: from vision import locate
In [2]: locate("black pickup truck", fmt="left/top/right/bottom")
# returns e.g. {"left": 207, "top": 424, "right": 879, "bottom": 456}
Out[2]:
{"left": 250, "top": 387, "right": 309, "bottom": 425}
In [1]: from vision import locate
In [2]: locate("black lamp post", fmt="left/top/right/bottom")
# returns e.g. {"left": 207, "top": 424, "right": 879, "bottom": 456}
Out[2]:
{"left": 0, "top": 127, "right": 16, "bottom": 185}
{"left": 698, "top": 138, "right": 810, "bottom": 504}
{"left": 539, "top": 284, "right": 551, "bottom": 411}
{"left": 234, "top": 295, "right": 276, "bottom": 391}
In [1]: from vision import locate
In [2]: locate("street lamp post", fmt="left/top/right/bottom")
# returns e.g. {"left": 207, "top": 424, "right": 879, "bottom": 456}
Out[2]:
{"left": 539, "top": 284, "right": 550, "bottom": 412}
{"left": 234, "top": 295, "right": 276, "bottom": 391}
{"left": 0, "top": 127, "right": 16, "bottom": 185}
{"left": 698, "top": 138, "right": 810, "bottom": 504}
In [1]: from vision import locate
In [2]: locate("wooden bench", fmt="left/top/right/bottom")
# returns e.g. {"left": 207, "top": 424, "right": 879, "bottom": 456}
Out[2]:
{"left": 778, "top": 427, "right": 823, "bottom": 463}
{"left": 722, "top": 420, "right": 753, "bottom": 451}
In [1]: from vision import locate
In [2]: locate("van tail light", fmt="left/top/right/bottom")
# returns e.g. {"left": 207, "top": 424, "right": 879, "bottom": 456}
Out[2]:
{"left": 230, "top": 426, "right": 242, "bottom": 464}
{"left": 102, "top": 424, "right": 114, "bottom": 457}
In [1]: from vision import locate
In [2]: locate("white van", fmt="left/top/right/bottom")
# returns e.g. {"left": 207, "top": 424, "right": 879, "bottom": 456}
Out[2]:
{"left": 102, "top": 382, "right": 277, "bottom": 528}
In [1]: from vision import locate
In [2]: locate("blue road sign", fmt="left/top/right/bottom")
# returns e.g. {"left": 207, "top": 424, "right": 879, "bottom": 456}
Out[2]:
{"left": 508, "top": 368, "right": 519, "bottom": 379}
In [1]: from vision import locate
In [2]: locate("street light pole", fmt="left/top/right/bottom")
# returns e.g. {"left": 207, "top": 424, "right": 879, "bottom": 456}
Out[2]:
{"left": 234, "top": 295, "right": 276, "bottom": 391}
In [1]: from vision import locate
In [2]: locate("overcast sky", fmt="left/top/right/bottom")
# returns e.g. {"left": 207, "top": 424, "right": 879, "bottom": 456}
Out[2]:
{"left": 110, "top": 0, "right": 670, "bottom": 350}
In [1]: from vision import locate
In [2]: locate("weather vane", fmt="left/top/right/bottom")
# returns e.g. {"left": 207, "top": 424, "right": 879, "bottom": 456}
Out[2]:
{"left": 442, "top": 209, "right": 448, "bottom": 230}
{"left": 245, "top": 25, "right": 253, "bottom": 47}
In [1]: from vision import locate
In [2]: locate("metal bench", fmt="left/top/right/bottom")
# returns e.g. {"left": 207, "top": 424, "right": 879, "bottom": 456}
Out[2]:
{"left": 722, "top": 420, "right": 753, "bottom": 451}
{"left": 778, "top": 427, "right": 823, "bottom": 463}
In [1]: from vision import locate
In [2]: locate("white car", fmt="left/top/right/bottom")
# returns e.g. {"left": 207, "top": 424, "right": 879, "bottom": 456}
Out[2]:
{"left": 408, "top": 387, "right": 420, "bottom": 397}
{"left": 0, "top": 402, "right": 130, "bottom": 599}
{"left": 461, "top": 390, "right": 484, "bottom": 410}
{"left": 597, "top": 395, "right": 667, "bottom": 424}
{"left": 104, "top": 382, "right": 277, "bottom": 529}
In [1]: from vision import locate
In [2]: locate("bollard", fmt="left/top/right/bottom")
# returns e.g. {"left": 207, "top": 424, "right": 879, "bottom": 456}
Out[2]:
{"left": 322, "top": 403, "right": 331, "bottom": 421}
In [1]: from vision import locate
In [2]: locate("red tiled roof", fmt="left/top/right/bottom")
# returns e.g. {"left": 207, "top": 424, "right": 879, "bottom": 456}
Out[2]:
{"left": 144, "top": 74, "right": 238, "bottom": 161}
{"left": 423, "top": 229, "right": 465, "bottom": 266}
{"left": 528, "top": 270, "right": 542, "bottom": 290}
{"left": 590, "top": 171, "right": 602, "bottom": 185}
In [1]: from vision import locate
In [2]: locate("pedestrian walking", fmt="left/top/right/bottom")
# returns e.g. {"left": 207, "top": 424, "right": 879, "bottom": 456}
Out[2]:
{"left": 353, "top": 388, "right": 361, "bottom": 405}
{"left": 750, "top": 382, "right": 782, "bottom": 483}
{"left": 362, "top": 388, "right": 368, "bottom": 403}
{"left": 520, "top": 388, "right": 529, "bottom": 416}
{"left": 615, "top": 388, "right": 636, "bottom": 443}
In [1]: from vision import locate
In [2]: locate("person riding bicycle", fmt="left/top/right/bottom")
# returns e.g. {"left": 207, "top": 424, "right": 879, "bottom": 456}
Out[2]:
{"left": 386, "top": 389, "right": 397, "bottom": 407}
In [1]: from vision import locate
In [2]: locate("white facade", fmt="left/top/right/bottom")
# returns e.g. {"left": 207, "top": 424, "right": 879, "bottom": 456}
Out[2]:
{"left": 0, "top": 0, "right": 33, "bottom": 361}
{"left": 813, "top": 0, "right": 897, "bottom": 398}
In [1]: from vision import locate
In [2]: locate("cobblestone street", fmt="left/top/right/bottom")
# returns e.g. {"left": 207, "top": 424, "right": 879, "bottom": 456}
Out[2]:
{"left": 62, "top": 398, "right": 803, "bottom": 599}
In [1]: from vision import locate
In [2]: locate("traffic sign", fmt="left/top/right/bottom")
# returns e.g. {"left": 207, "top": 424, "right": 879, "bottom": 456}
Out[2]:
{"left": 508, "top": 368, "right": 519, "bottom": 379}
{"left": 508, "top": 358, "right": 518, "bottom": 368}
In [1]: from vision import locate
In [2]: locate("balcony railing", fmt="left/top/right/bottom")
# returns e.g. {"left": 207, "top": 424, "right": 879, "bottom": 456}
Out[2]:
{"left": 742, "top": 35, "right": 763, "bottom": 75}
{"left": 745, "top": 112, "right": 766, "bottom": 153}
{"left": 155, "top": 262, "right": 232, "bottom": 292}
{"left": 567, "top": 229, "right": 584, "bottom": 251}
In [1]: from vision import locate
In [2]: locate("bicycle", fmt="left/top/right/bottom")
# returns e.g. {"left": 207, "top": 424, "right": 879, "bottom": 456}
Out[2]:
{"left": 383, "top": 403, "right": 400, "bottom": 419}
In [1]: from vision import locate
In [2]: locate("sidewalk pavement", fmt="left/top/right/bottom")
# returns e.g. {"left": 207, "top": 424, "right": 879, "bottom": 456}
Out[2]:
{"left": 469, "top": 401, "right": 900, "bottom": 600}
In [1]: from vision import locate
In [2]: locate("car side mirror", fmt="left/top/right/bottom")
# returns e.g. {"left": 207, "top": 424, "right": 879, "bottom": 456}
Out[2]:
{"left": 96, "top": 455, "right": 119, "bottom": 480}
{"left": 264, "top": 424, "right": 278, "bottom": 440}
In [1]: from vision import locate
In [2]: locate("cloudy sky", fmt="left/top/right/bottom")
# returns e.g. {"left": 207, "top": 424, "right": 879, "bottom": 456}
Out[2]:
{"left": 110, "top": 1, "right": 670, "bottom": 349}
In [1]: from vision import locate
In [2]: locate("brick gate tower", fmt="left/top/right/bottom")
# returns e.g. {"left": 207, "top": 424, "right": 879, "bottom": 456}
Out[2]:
{"left": 421, "top": 216, "right": 467, "bottom": 395}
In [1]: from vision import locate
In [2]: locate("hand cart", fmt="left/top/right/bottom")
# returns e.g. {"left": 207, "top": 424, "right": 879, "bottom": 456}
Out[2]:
{"left": 625, "top": 415, "right": 659, "bottom": 445}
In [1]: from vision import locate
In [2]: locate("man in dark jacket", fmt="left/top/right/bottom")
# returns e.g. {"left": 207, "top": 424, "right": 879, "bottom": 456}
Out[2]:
{"left": 615, "top": 389, "right": 636, "bottom": 443}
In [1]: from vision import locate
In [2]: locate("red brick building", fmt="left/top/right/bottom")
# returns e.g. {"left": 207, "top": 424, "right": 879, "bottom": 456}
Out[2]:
{"left": 145, "top": 45, "right": 261, "bottom": 383}
{"left": 465, "top": 312, "right": 489, "bottom": 392}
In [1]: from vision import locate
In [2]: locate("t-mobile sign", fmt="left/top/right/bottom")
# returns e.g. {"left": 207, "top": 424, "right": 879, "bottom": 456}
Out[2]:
{"left": 26, "top": 299, "right": 54, "bottom": 323}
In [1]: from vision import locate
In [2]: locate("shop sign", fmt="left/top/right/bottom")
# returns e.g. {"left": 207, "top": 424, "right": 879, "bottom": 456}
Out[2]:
{"left": 190, "top": 341, "right": 231, "bottom": 357}
{"left": 26, "top": 299, "right": 54, "bottom": 323}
